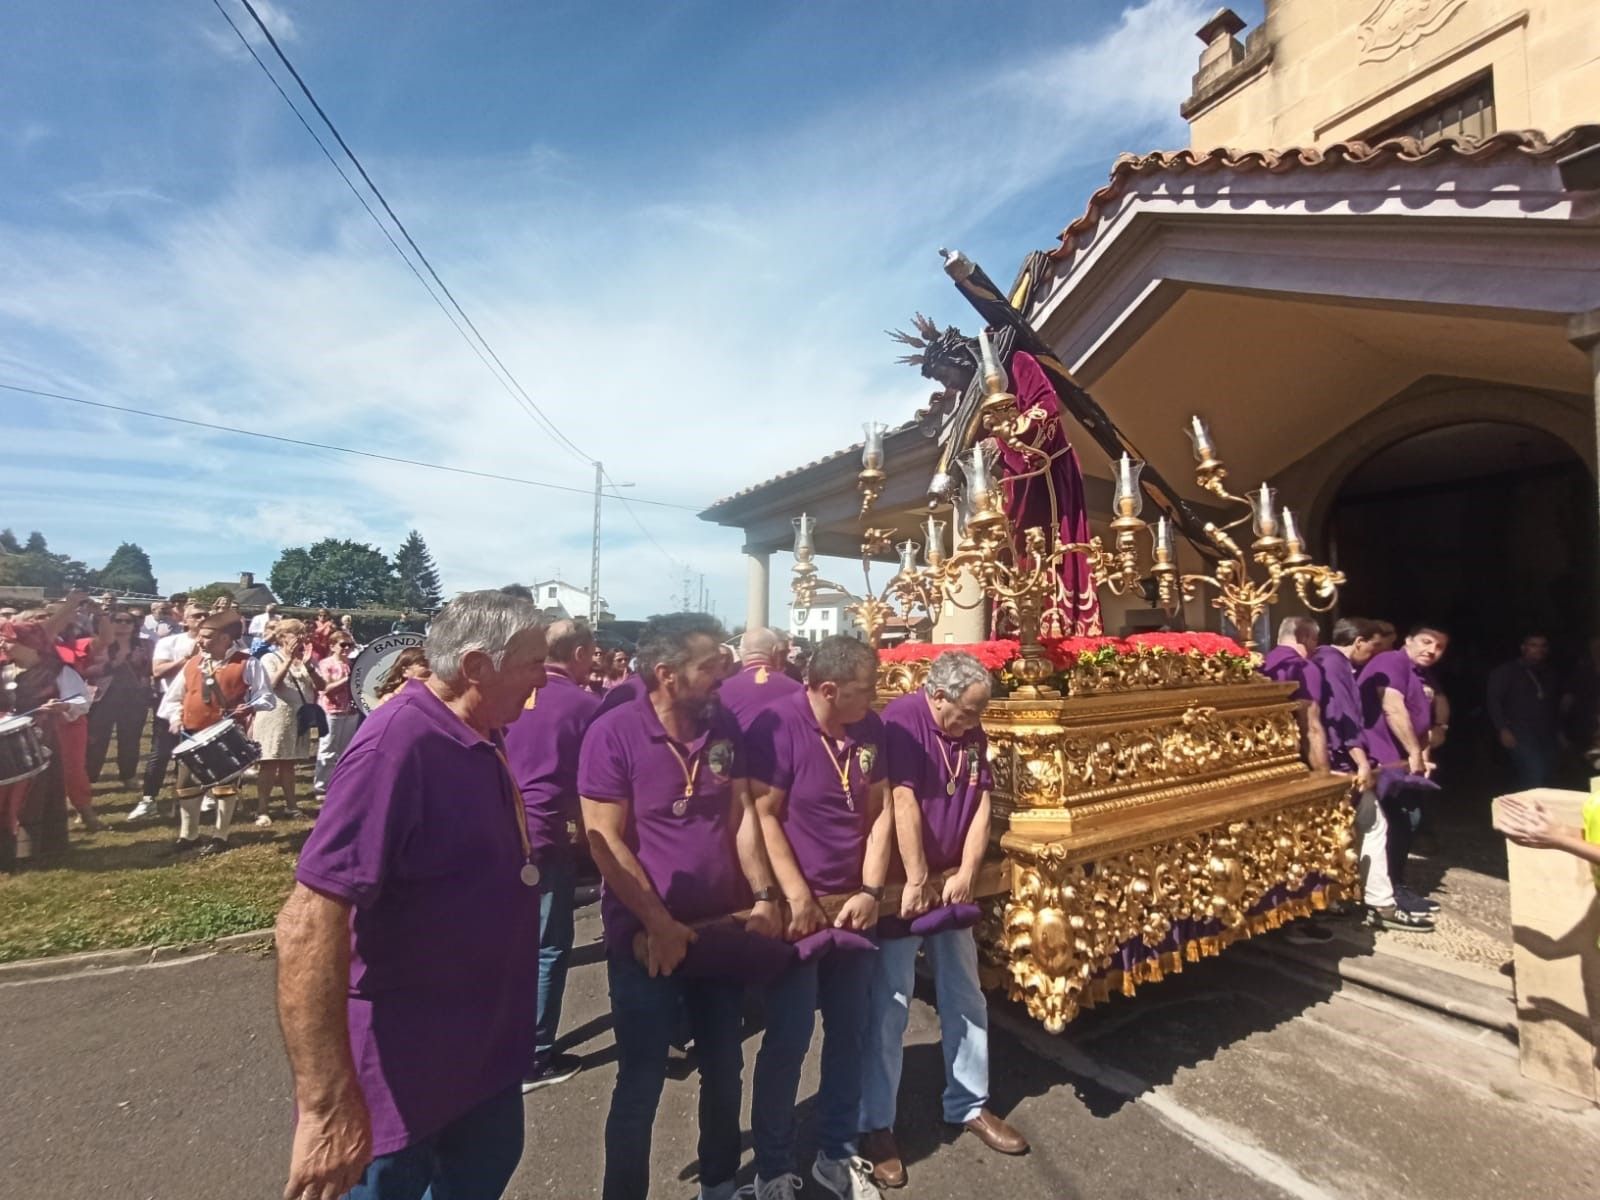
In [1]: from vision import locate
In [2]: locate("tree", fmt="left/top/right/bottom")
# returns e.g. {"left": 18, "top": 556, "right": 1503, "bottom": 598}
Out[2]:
{"left": 96, "top": 542, "right": 158, "bottom": 594}
{"left": 392, "top": 530, "right": 443, "bottom": 611}
{"left": 0, "top": 530, "right": 92, "bottom": 594}
{"left": 0, "top": 529, "right": 21, "bottom": 553}
{"left": 187, "top": 582, "right": 236, "bottom": 609}
{"left": 270, "top": 539, "right": 398, "bottom": 609}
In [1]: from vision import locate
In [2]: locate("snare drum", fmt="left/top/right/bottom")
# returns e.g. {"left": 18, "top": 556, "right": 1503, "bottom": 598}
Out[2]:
{"left": 0, "top": 714, "right": 50, "bottom": 787}
{"left": 173, "top": 720, "right": 261, "bottom": 789}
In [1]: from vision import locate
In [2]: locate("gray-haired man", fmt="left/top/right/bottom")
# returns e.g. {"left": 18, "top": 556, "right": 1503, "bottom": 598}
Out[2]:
{"left": 275, "top": 591, "right": 548, "bottom": 1200}
{"left": 859, "top": 651, "right": 1026, "bottom": 1189}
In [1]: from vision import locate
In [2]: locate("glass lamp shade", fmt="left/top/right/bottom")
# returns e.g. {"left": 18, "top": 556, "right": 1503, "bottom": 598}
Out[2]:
{"left": 1280, "top": 508, "right": 1304, "bottom": 550}
{"left": 896, "top": 540, "right": 921, "bottom": 575}
{"left": 924, "top": 516, "right": 947, "bottom": 565}
{"left": 1154, "top": 516, "right": 1175, "bottom": 562}
{"left": 861, "top": 421, "right": 888, "bottom": 471}
{"left": 958, "top": 440, "right": 1001, "bottom": 513}
{"left": 1113, "top": 454, "right": 1145, "bottom": 518}
{"left": 1249, "top": 485, "right": 1280, "bottom": 539}
{"left": 792, "top": 512, "right": 816, "bottom": 558}
{"left": 1186, "top": 415, "right": 1216, "bottom": 462}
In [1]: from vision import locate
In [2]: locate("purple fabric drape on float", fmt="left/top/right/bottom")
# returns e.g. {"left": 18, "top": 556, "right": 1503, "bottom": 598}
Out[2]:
{"left": 996, "top": 352, "right": 1103, "bottom": 637}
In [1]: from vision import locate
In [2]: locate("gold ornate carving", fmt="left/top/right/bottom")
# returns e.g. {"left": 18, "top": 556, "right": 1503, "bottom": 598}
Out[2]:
{"left": 997, "top": 784, "right": 1356, "bottom": 1032}
{"left": 1357, "top": 0, "right": 1469, "bottom": 63}
{"left": 1062, "top": 649, "right": 1257, "bottom": 696}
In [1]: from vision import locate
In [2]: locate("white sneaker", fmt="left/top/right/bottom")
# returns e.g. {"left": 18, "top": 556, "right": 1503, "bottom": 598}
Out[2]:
{"left": 736, "top": 1174, "right": 803, "bottom": 1200}
{"left": 127, "top": 798, "right": 158, "bottom": 822}
{"left": 253, "top": 813, "right": 273, "bottom": 828}
{"left": 812, "top": 1154, "right": 881, "bottom": 1200}
{"left": 200, "top": 794, "right": 217, "bottom": 814}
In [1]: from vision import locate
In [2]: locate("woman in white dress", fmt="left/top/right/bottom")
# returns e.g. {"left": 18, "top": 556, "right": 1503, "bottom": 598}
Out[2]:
{"left": 251, "top": 618, "right": 324, "bottom": 824}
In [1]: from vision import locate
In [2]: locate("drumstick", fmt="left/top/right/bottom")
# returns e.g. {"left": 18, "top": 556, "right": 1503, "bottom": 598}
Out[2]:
{"left": 629, "top": 867, "right": 982, "bottom": 967}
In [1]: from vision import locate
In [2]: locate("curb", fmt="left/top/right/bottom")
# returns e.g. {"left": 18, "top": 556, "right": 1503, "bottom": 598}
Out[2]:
{"left": 1238, "top": 936, "right": 1516, "bottom": 1038}
{"left": 0, "top": 928, "right": 276, "bottom": 983}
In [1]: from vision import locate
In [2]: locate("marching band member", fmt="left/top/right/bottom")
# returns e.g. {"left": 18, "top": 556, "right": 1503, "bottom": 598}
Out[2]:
{"left": 276, "top": 592, "right": 548, "bottom": 1200}
{"left": 859, "top": 652, "right": 1026, "bottom": 1190}
{"left": 133, "top": 601, "right": 205, "bottom": 822}
{"left": 716, "top": 626, "right": 799, "bottom": 734}
{"left": 503, "top": 618, "right": 600, "bottom": 1093}
{"left": 161, "top": 611, "right": 274, "bottom": 856}
{"left": 579, "top": 613, "right": 782, "bottom": 1200}
{"left": 0, "top": 618, "right": 89, "bottom": 868}
{"left": 747, "top": 635, "right": 893, "bottom": 1200}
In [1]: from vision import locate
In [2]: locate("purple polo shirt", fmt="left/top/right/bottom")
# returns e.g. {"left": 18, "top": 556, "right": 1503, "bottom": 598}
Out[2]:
{"left": 503, "top": 665, "right": 600, "bottom": 861}
{"left": 578, "top": 688, "right": 747, "bottom": 952}
{"left": 1259, "top": 645, "right": 1321, "bottom": 704}
{"left": 295, "top": 680, "right": 538, "bottom": 1158}
{"left": 1310, "top": 645, "right": 1363, "bottom": 770}
{"left": 747, "top": 688, "right": 886, "bottom": 896}
{"left": 881, "top": 691, "right": 991, "bottom": 875}
{"left": 718, "top": 662, "right": 802, "bottom": 733}
{"left": 1358, "top": 649, "right": 1433, "bottom": 766}
{"left": 593, "top": 673, "right": 646, "bottom": 720}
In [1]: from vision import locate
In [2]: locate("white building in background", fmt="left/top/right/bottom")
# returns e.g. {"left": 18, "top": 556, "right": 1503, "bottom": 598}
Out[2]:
{"left": 531, "top": 577, "right": 612, "bottom": 622}
{"left": 788, "top": 589, "right": 867, "bottom": 644}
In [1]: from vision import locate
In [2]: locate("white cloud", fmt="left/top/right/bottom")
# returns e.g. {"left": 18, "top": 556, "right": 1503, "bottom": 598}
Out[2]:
{"left": 1, "top": 0, "right": 1209, "bottom": 619}
{"left": 200, "top": 0, "right": 300, "bottom": 60}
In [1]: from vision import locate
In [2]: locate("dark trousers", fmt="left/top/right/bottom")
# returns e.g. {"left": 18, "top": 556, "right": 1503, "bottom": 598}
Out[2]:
{"left": 1509, "top": 738, "right": 1558, "bottom": 791}
{"left": 87, "top": 690, "right": 148, "bottom": 784}
{"left": 603, "top": 953, "right": 745, "bottom": 1200}
{"left": 1382, "top": 793, "right": 1421, "bottom": 889}
{"left": 533, "top": 852, "right": 577, "bottom": 1075}
{"left": 343, "top": 1084, "right": 524, "bottom": 1200}
{"left": 141, "top": 711, "right": 179, "bottom": 798}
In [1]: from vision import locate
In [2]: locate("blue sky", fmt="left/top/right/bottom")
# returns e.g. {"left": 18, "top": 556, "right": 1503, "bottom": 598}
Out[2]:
{"left": 1, "top": 0, "right": 1259, "bottom": 618}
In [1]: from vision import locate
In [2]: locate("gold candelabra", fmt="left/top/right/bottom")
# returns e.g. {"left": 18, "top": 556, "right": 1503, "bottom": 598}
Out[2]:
{"left": 789, "top": 336, "right": 1343, "bottom": 690}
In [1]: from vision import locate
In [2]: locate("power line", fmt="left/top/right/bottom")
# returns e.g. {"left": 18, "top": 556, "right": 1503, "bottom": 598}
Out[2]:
{"left": 602, "top": 464, "right": 682, "bottom": 571}
{"left": 0, "top": 381, "right": 697, "bottom": 511}
{"left": 231, "top": 0, "right": 592, "bottom": 467}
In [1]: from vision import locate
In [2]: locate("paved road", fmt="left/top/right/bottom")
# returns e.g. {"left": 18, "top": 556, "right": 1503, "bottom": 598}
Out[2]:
{"left": 3, "top": 907, "right": 1598, "bottom": 1199}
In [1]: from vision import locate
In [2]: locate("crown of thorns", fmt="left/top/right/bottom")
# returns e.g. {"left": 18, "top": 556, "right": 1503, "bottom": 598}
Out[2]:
{"left": 887, "top": 313, "right": 976, "bottom": 378}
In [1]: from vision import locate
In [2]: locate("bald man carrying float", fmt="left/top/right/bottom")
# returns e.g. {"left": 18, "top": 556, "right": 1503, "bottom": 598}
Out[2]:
{"left": 717, "top": 626, "right": 800, "bottom": 734}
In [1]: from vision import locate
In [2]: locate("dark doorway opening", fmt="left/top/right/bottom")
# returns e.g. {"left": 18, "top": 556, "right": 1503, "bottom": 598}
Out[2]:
{"left": 1326, "top": 421, "right": 1598, "bottom": 877}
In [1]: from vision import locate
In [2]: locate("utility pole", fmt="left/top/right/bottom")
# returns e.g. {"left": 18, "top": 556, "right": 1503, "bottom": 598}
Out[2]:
{"left": 698, "top": 573, "right": 706, "bottom": 612}
{"left": 589, "top": 461, "right": 602, "bottom": 624}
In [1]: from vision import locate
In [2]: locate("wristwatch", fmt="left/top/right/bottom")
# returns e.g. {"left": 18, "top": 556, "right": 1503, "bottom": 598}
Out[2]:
{"left": 859, "top": 884, "right": 884, "bottom": 901}
{"left": 751, "top": 887, "right": 778, "bottom": 903}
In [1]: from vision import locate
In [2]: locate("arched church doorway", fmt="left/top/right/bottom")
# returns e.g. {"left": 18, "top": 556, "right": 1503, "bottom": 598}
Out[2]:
{"left": 1325, "top": 420, "right": 1598, "bottom": 856}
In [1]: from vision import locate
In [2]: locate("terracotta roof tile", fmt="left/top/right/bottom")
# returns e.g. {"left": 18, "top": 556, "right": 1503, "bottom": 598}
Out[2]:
{"left": 1046, "top": 126, "right": 1600, "bottom": 264}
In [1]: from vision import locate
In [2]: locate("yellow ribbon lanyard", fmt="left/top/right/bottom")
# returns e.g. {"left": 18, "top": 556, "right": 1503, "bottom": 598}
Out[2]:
{"left": 662, "top": 739, "right": 701, "bottom": 816}
{"left": 492, "top": 748, "right": 539, "bottom": 887}
{"left": 935, "top": 738, "right": 966, "bottom": 797}
{"left": 818, "top": 734, "right": 857, "bottom": 811}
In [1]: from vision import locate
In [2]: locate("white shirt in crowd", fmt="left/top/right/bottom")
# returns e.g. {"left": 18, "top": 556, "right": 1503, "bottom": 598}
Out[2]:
{"left": 156, "top": 656, "right": 275, "bottom": 732}
{"left": 248, "top": 611, "right": 272, "bottom": 637}
{"left": 52, "top": 666, "right": 91, "bottom": 722}
{"left": 151, "top": 631, "right": 197, "bottom": 677}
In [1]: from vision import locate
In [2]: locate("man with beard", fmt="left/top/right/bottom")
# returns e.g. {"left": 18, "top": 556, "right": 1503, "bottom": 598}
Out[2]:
{"left": 580, "top": 612, "right": 782, "bottom": 1200}
{"left": 747, "top": 636, "right": 894, "bottom": 1200}
{"left": 1360, "top": 623, "right": 1450, "bottom": 924}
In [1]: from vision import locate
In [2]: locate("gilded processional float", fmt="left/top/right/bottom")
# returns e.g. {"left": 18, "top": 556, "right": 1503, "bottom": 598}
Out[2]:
{"left": 786, "top": 251, "right": 1356, "bottom": 1032}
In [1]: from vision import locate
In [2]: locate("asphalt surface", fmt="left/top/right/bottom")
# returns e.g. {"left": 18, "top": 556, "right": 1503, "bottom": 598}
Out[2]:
{"left": 4, "top": 906, "right": 1599, "bottom": 1200}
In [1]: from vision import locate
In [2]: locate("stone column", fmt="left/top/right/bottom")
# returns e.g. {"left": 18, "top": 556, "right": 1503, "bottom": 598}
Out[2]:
{"left": 1568, "top": 309, "right": 1600, "bottom": 522}
{"left": 931, "top": 567, "right": 987, "bottom": 644}
{"left": 744, "top": 548, "right": 771, "bottom": 632}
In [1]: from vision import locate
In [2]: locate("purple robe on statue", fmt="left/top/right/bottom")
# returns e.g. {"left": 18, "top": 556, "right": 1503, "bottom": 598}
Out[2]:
{"left": 995, "top": 352, "right": 1102, "bottom": 637}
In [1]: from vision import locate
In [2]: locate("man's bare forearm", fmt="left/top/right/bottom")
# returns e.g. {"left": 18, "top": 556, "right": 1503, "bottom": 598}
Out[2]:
{"left": 861, "top": 782, "right": 893, "bottom": 890}
{"left": 957, "top": 794, "right": 991, "bottom": 881}
{"left": 891, "top": 785, "right": 930, "bottom": 886}
{"left": 732, "top": 783, "right": 777, "bottom": 894}
{"left": 1382, "top": 690, "right": 1421, "bottom": 758}
{"left": 754, "top": 795, "right": 811, "bottom": 904}
{"left": 581, "top": 799, "right": 674, "bottom": 932}
{"left": 275, "top": 885, "right": 358, "bottom": 1110}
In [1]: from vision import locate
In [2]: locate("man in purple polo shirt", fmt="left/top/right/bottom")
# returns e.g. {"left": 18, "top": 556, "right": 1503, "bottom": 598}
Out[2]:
{"left": 275, "top": 591, "right": 549, "bottom": 1200}
{"left": 503, "top": 618, "right": 600, "bottom": 1093}
{"left": 860, "top": 651, "right": 1027, "bottom": 1191}
{"left": 1259, "top": 615, "right": 1330, "bottom": 773}
{"left": 747, "top": 635, "right": 894, "bottom": 1200}
{"left": 1359, "top": 622, "right": 1449, "bottom": 926}
{"left": 718, "top": 626, "right": 800, "bottom": 733}
{"left": 579, "top": 612, "right": 782, "bottom": 1200}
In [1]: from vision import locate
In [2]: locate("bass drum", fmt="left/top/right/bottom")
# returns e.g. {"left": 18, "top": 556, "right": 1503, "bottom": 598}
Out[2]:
{"left": 173, "top": 719, "right": 261, "bottom": 789}
{"left": 349, "top": 632, "right": 427, "bottom": 715}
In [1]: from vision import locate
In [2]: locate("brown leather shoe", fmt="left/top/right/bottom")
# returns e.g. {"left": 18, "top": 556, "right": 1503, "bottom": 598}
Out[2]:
{"left": 959, "top": 1109, "right": 1029, "bottom": 1155}
{"left": 859, "top": 1128, "right": 907, "bottom": 1189}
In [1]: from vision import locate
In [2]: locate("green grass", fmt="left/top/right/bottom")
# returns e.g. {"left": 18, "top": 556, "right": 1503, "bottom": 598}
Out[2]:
{"left": 0, "top": 736, "right": 314, "bottom": 963}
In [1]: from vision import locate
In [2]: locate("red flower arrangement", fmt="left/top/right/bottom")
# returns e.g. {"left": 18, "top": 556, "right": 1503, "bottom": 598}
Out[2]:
{"left": 878, "top": 631, "right": 1248, "bottom": 675}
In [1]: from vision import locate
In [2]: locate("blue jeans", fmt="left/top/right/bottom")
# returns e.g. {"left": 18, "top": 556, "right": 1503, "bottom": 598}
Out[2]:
{"left": 603, "top": 953, "right": 745, "bottom": 1200}
{"left": 532, "top": 852, "right": 577, "bottom": 1074}
{"left": 751, "top": 950, "right": 872, "bottom": 1178}
{"left": 1510, "top": 737, "right": 1558, "bottom": 790}
{"left": 343, "top": 1084, "right": 524, "bottom": 1200}
{"left": 860, "top": 927, "right": 988, "bottom": 1129}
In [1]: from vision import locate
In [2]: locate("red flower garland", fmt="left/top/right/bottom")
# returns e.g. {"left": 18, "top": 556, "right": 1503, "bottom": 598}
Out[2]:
{"left": 877, "top": 632, "right": 1247, "bottom": 674}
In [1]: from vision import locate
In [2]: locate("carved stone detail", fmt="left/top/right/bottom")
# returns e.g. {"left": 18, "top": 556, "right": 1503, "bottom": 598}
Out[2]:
{"left": 1357, "top": 0, "right": 1469, "bottom": 64}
